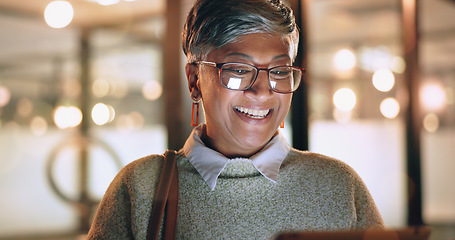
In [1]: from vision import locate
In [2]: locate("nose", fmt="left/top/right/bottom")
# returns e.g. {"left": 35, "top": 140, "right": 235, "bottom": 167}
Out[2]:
{"left": 244, "top": 70, "right": 273, "bottom": 101}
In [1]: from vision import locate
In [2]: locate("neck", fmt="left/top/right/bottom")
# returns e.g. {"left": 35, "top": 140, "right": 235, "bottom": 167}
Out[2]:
{"left": 199, "top": 126, "right": 278, "bottom": 159}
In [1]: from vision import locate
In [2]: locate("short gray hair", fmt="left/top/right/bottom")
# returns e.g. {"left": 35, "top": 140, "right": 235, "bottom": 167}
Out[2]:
{"left": 182, "top": 0, "right": 299, "bottom": 63}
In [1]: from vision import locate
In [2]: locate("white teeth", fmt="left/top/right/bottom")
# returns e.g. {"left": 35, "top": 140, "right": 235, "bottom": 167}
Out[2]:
{"left": 235, "top": 107, "right": 270, "bottom": 119}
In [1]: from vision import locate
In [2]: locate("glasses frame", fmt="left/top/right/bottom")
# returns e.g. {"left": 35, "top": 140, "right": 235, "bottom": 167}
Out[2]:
{"left": 193, "top": 61, "right": 306, "bottom": 94}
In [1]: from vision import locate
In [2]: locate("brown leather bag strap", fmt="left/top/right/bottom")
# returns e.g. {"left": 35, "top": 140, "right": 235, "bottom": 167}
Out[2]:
{"left": 164, "top": 155, "right": 179, "bottom": 240}
{"left": 147, "top": 150, "right": 179, "bottom": 240}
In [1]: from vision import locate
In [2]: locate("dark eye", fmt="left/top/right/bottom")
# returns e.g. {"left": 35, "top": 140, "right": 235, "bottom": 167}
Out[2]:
{"left": 241, "top": 69, "right": 254, "bottom": 74}
{"left": 222, "top": 64, "right": 254, "bottom": 76}
{"left": 225, "top": 69, "right": 248, "bottom": 74}
{"left": 271, "top": 70, "right": 291, "bottom": 76}
{"left": 270, "top": 67, "right": 292, "bottom": 79}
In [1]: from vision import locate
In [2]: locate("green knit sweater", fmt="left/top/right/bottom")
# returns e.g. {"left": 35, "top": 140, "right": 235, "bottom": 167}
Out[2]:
{"left": 87, "top": 148, "right": 384, "bottom": 240}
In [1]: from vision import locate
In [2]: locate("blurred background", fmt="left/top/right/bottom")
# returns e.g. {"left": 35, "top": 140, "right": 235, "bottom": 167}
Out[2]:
{"left": 0, "top": 0, "right": 453, "bottom": 239}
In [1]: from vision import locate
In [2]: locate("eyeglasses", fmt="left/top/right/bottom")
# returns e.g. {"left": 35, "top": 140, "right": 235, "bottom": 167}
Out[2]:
{"left": 193, "top": 61, "right": 306, "bottom": 94}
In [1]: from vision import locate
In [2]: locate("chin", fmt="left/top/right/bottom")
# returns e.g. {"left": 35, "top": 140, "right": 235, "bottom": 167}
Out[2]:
{"left": 237, "top": 132, "right": 274, "bottom": 150}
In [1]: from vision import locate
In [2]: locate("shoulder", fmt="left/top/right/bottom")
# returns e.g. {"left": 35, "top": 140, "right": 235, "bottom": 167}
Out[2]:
{"left": 282, "top": 148, "right": 361, "bottom": 183}
{"left": 120, "top": 154, "right": 164, "bottom": 177}
{"left": 284, "top": 148, "right": 354, "bottom": 170}
{"left": 107, "top": 154, "right": 166, "bottom": 194}
{"left": 115, "top": 152, "right": 190, "bottom": 188}
{"left": 88, "top": 154, "right": 167, "bottom": 239}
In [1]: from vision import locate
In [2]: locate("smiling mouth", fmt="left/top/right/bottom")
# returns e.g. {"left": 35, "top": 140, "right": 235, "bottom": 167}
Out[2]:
{"left": 234, "top": 106, "right": 271, "bottom": 119}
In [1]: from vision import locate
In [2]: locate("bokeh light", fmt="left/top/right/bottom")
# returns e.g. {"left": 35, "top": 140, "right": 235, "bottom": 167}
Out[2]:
{"left": 372, "top": 69, "right": 395, "bottom": 92}
{"left": 97, "top": 0, "right": 121, "bottom": 5}
{"left": 92, "top": 103, "right": 115, "bottom": 126}
{"left": 44, "top": 1, "right": 74, "bottom": 29}
{"left": 16, "top": 98, "right": 33, "bottom": 117}
{"left": 421, "top": 83, "right": 446, "bottom": 111}
{"left": 30, "top": 116, "right": 48, "bottom": 136}
{"left": 380, "top": 98, "right": 400, "bottom": 119}
{"left": 333, "top": 88, "right": 357, "bottom": 111}
{"left": 92, "top": 78, "right": 110, "bottom": 98}
{"left": 53, "top": 106, "right": 83, "bottom": 129}
{"left": 142, "top": 80, "right": 163, "bottom": 101}
{"left": 391, "top": 56, "right": 406, "bottom": 73}
{"left": 116, "top": 111, "right": 145, "bottom": 132}
{"left": 0, "top": 85, "right": 11, "bottom": 108}
{"left": 423, "top": 113, "right": 439, "bottom": 133}
{"left": 107, "top": 105, "right": 115, "bottom": 123}
{"left": 333, "top": 49, "right": 356, "bottom": 71}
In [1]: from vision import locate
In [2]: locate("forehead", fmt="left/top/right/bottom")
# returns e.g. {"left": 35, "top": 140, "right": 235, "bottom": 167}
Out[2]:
{"left": 207, "top": 33, "right": 292, "bottom": 64}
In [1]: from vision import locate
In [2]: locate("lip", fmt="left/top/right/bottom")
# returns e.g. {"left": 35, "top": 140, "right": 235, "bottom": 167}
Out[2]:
{"left": 233, "top": 106, "right": 273, "bottom": 125}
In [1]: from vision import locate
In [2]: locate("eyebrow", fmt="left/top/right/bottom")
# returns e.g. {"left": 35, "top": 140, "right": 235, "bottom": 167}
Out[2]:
{"left": 223, "top": 52, "right": 290, "bottom": 61}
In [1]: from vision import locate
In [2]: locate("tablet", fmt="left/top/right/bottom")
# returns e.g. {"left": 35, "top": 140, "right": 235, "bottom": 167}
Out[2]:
{"left": 275, "top": 226, "right": 431, "bottom": 240}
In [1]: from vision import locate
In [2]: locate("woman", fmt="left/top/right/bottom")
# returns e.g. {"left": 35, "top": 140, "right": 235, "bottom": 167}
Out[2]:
{"left": 87, "top": 0, "right": 384, "bottom": 239}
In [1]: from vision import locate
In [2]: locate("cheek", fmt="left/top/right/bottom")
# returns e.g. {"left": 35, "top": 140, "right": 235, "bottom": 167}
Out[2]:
{"left": 204, "top": 90, "right": 232, "bottom": 110}
{"left": 198, "top": 76, "right": 216, "bottom": 101}
{"left": 276, "top": 96, "right": 293, "bottom": 120}
{"left": 200, "top": 81, "right": 228, "bottom": 111}
{"left": 199, "top": 69, "right": 222, "bottom": 90}
{"left": 280, "top": 95, "right": 293, "bottom": 112}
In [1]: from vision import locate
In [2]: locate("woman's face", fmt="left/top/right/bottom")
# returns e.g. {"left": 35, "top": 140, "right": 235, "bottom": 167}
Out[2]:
{"left": 187, "top": 33, "right": 293, "bottom": 158}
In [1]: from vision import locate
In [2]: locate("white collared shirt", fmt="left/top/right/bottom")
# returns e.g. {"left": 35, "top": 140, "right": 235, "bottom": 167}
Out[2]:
{"left": 182, "top": 124, "right": 291, "bottom": 191}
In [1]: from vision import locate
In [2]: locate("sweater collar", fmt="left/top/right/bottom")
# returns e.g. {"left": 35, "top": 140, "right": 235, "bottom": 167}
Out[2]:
{"left": 182, "top": 124, "right": 290, "bottom": 191}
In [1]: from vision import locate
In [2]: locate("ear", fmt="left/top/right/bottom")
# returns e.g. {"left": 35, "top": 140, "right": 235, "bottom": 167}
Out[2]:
{"left": 185, "top": 63, "right": 201, "bottom": 101}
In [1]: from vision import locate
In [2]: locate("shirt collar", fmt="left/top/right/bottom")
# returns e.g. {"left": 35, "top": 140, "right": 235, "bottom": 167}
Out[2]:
{"left": 182, "top": 124, "right": 290, "bottom": 191}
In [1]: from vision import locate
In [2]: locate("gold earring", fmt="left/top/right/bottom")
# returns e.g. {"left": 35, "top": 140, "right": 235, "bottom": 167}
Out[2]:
{"left": 280, "top": 121, "right": 284, "bottom": 128}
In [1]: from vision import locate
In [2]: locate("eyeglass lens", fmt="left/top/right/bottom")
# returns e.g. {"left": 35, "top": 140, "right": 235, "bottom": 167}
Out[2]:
{"left": 219, "top": 63, "right": 301, "bottom": 93}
